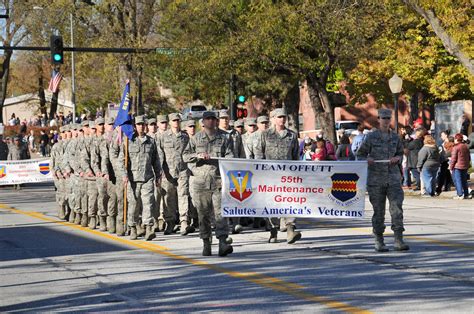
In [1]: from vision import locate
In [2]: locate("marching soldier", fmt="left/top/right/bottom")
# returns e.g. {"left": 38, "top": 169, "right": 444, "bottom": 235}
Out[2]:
{"left": 357, "top": 108, "right": 409, "bottom": 252}
{"left": 119, "top": 115, "right": 162, "bottom": 241}
{"left": 154, "top": 115, "right": 169, "bottom": 231}
{"left": 253, "top": 108, "right": 302, "bottom": 244}
{"left": 183, "top": 111, "right": 234, "bottom": 257}
{"left": 51, "top": 127, "right": 67, "bottom": 220}
{"left": 82, "top": 121, "right": 99, "bottom": 229}
{"left": 242, "top": 118, "right": 257, "bottom": 159}
{"left": 157, "top": 113, "right": 194, "bottom": 236}
{"left": 109, "top": 119, "right": 126, "bottom": 235}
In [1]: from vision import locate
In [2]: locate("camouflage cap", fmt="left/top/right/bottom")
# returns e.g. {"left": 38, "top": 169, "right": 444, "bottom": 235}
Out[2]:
{"left": 106, "top": 116, "right": 115, "bottom": 125}
{"left": 234, "top": 119, "right": 244, "bottom": 127}
{"left": 219, "top": 110, "right": 229, "bottom": 119}
{"left": 185, "top": 119, "right": 196, "bottom": 127}
{"left": 135, "top": 115, "right": 146, "bottom": 124}
{"left": 257, "top": 115, "right": 269, "bottom": 123}
{"left": 378, "top": 108, "right": 392, "bottom": 118}
{"left": 273, "top": 108, "right": 287, "bottom": 117}
{"left": 81, "top": 120, "right": 90, "bottom": 127}
{"left": 95, "top": 117, "right": 105, "bottom": 125}
{"left": 229, "top": 120, "right": 235, "bottom": 127}
{"left": 203, "top": 111, "right": 217, "bottom": 119}
{"left": 90, "top": 121, "right": 97, "bottom": 129}
{"left": 71, "top": 124, "right": 79, "bottom": 130}
{"left": 245, "top": 118, "right": 257, "bottom": 126}
{"left": 157, "top": 115, "right": 168, "bottom": 123}
{"left": 147, "top": 118, "right": 157, "bottom": 125}
{"left": 168, "top": 113, "right": 181, "bottom": 121}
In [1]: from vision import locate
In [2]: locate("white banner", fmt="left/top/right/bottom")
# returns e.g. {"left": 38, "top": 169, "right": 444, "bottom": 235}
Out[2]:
{"left": 0, "top": 158, "right": 53, "bottom": 185}
{"left": 219, "top": 159, "right": 368, "bottom": 219}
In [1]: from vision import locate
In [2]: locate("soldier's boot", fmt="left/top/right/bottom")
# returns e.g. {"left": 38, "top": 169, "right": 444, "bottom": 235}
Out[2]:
{"left": 99, "top": 216, "right": 107, "bottom": 232}
{"left": 89, "top": 216, "right": 97, "bottom": 229}
{"left": 81, "top": 213, "right": 89, "bottom": 227}
{"left": 145, "top": 225, "right": 156, "bottom": 241}
{"left": 232, "top": 224, "right": 243, "bottom": 234}
{"left": 74, "top": 212, "right": 81, "bottom": 225}
{"left": 136, "top": 224, "right": 146, "bottom": 237}
{"left": 116, "top": 222, "right": 125, "bottom": 236}
{"left": 164, "top": 222, "right": 174, "bottom": 235}
{"left": 393, "top": 231, "right": 410, "bottom": 251}
{"left": 202, "top": 238, "right": 212, "bottom": 256}
{"left": 107, "top": 216, "right": 116, "bottom": 233}
{"left": 130, "top": 226, "right": 138, "bottom": 240}
{"left": 374, "top": 234, "right": 389, "bottom": 252}
{"left": 225, "top": 236, "right": 233, "bottom": 244}
{"left": 268, "top": 228, "right": 278, "bottom": 243}
{"left": 68, "top": 211, "right": 76, "bottom": 224}
{"left": 58, "top": 205, "right": 66, "bottom": 220}
{"left": 287, "top": 226, "right": 302, "bottom": 244}
{"left": 180, "top": 221, "right": 195, "bottom": 236}
{"left": 218, "top": 236, "right": 233, "bottom": 257}
{"left": 191, "top": 218, "right": 199, "bottom": 229}
{"left": 156, "top": 219, "right": 165, "bottom": 232}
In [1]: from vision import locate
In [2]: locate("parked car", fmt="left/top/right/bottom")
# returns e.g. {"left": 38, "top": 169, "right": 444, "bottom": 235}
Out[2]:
{"left": 335, "top": 120, "right": 360, "bottom": 136}
{"left": 182, "top": 104, "right": 207, "bottom": 120}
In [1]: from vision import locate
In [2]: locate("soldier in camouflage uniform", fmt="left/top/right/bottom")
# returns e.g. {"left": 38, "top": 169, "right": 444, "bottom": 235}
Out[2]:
{"left": 242, "top": 118, "right": 257, "bottom": 159}
{"left": 82, "top": 121, "right": 99, "bottom": 229}
{"left": 51, "top": 127, "right": 67, "bottom": 220}
{"left": 356, "top": 108, "right": 409, "bottom": 252}
{"left": 153, "top": 115, "right": 169, "bottom": 231}
{"left": 219, "top": 111, "right": 245, "bottom": 158}
{"left": 119, "top": 115, "right": 162, "bottom": 241}
{"left": 90, "top": 118, "right": 109, "bottom": 231}
{"left": 254, "top": 108, "right": 302, "bottom": 244}
{"left": 183, "top": 119, "right": 199, "bottom": 228}
{"left": 183, "top": 111, "right": 234, "bottom": 257}
{"left": 157, "top": 113, "right": 195, "bottom": 236}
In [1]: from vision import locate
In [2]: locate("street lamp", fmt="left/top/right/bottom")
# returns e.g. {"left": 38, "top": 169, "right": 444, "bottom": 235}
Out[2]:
{"left": 389, "top": 74, "right": 403, "bottom": 134}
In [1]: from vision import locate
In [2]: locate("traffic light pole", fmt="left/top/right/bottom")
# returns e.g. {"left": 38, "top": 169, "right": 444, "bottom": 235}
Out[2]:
{"left": 229, "top": 74, "right": 236, "bottom": 121}
{"left": 70, "top": 14, "right": 76, "bottom": 122}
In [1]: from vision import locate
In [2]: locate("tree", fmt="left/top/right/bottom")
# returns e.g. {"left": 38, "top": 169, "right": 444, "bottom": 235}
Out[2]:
{"left": 402, "top": 0, "right": 473, "bottom": 77}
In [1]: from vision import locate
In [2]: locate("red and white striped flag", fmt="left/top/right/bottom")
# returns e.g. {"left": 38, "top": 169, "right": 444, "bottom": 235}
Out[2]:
{"left": 48, "top": 70, "right": 63, "bottom": 93}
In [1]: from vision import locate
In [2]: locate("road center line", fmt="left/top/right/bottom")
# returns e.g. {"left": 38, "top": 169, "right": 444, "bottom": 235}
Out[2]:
{"left": 0, "top": 204, "right": 370, "bottom": 314}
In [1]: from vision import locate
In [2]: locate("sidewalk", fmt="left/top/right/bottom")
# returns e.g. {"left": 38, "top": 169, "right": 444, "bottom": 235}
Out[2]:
{"left": 403, "top": 179, "right": 474, "bottom": 199}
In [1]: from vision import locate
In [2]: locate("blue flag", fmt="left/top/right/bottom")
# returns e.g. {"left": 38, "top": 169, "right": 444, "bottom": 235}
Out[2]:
{"left": 114, "top": 81, "right": 134, "bottom": 139}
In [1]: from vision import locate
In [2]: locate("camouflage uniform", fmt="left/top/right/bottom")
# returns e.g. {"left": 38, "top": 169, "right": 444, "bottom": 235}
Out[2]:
{"left": 81, "top": 129, "right": 99, "bottom": 227}
{"left": 90, "top": 118, "right": 108, "bottom": 230}
{"left": 109, "top": 128, "right": 126, "bottom": 235}
{"left": 51, "top": 130, "right": 67, "bottom": 219}
{"left": 157, "top": 114, "right": 191, "bottom": 234}
{"left": 356, "top": 108, "right": 409, "bottom": 252}
{"left": 253, "top": 109, "right": 301, "bottom": 243}
{"left": 64, "top": 127, "right": 85, "bottom": 224}
{"left": 119, "top": 117, "right": 161, "bottom": 238}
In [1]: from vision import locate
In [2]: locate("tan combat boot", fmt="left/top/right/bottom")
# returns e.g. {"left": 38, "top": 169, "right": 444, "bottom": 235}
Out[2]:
{"left": 107, "top": 216, "right": 116, "bottom": 233}
{"left": 58, "top": 205, "right": 66, "bottom": 220}
{"left": 116, "top": 221, "right": 125, "bottom": 236}
{"left": 81, "top": 213, "right": 88, "bottom": 227}
{"left": 69, "top": 211, "right": 76, "bottom": 224}
{"left": 74, "top": 212, "right": 81, "bottom": 225}
{"left": 287, "top": 226, "right": 302, "bottom": 244}
{"left": 130, "top": 226, "right": 138, "bottom": 240}
{"left": 393, "top": 231, "right": 410, "bottom": 251}
{"left": 89, "top": 215, "right": 96, "bottom": 229}
{"left": 374, "top": 234, "right": 389, "bottom": 252}
{"left": 99, "top": 216, "right": 107, "bottom": 231}
{"left": 202, "top": 238, "right": 212, "bottom": 256}
{"left": 218, "top": 236, "right": 233, "bottom": 257}
{"left": 145, "top": 225, "right": 156, "bottom": 241}
{"left": 180, "top": 221, "right": 195, "bottom": 236}
{"left": 136, "top": 224, "right": 146, "bottom": 237}
{"left": 268, "top": 228, "right": 278, "bottom": 243}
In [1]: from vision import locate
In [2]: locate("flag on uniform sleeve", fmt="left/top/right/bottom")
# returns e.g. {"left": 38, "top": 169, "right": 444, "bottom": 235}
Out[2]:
{"left": 113, "top": 80, "right": 134, "bottom": 140}
{"left": 48, "top": 69, "right": 63, "bottom": 93}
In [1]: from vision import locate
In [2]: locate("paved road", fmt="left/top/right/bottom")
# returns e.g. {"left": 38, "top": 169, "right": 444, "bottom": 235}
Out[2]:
{"left": 0, "top": 183, "right": 473, "bottom": 313}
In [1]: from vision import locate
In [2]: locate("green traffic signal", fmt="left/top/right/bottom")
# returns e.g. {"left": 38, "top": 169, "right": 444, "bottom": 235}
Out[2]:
{"left": 238, "top": 95, "right": 246, "bottom": 103}
{"left": 53, "top": 54, "right": 62, "bottom": 62}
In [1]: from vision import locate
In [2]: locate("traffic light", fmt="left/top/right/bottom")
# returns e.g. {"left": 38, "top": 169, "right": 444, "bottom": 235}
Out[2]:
{"left": 50, "top": 35, "right": 63, "bottom": 64}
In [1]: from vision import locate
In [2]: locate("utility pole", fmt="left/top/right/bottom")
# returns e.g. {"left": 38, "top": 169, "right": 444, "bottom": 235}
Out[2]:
{"left": 70, "top": 13, "right": 76, "bottom": 122}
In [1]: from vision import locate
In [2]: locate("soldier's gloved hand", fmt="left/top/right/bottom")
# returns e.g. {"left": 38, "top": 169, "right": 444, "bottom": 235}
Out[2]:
{"left": 390, "top": 156, "right": 400, "bottom": 165}
{"left": 367, "top": 157, "right": 375, "bottom": 165}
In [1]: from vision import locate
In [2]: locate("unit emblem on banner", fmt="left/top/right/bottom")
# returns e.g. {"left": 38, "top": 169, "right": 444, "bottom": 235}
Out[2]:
{"left": 0, "top": 165, "right": 6, "bottom": 178}
{"left": 227, "top": 170, "right": 253, "bottom": 202}
{"left": 329, "top": 173, "right": 359, "bottom": 204}
{"left": 39, "top": 163, "right": 50, "bottom": 175}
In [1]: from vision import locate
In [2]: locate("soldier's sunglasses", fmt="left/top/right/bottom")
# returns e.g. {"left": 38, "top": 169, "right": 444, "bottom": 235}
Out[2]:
{"left": 379, "top": 117, "right": 391, "bottom": 120}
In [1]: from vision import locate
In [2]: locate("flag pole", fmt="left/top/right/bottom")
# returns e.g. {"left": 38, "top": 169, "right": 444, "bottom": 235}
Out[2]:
{"left": 123, "top": 135, "right": 128, "bottom": 228}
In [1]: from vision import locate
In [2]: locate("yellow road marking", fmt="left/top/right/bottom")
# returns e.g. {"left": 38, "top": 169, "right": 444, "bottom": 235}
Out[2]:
{"left": 0, "top": 204, "right": 370, "bottom": 314}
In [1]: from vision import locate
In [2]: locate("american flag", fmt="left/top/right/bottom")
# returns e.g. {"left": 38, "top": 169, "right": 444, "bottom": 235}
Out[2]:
{"left": 48, "top": 70, "right": 63, "bottom": 93}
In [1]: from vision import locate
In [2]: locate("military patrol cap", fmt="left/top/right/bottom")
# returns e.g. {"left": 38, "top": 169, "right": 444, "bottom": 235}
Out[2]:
{"left": 378, "top": 108, "right": 392, "bottom": 118}
{"left": 71, "top": 124, "right": 79, "bottom": 130}
{"left": 59, "top": 126, "right": 64, "bottom": 132}
{"left": 185, "top": 119, "right": 196, "bottom": 127}
{"left": 81, "top": 120, "right": 90, "bottom": 127}
{"left": 203, "top": 111, "right": 217, "bottom": 119}
{"left": 90, "top": 121, "right": 97, "bottom": 129}
{"left": 219, "top": 110, "right": 229, "bottom": 119}
{"left": 168, "top": 113, "right": 181, "bottom": 121}
{"left": 245, "top": 118, "right": 257, "bottom": 126}
{"left": 157, "top": 115, "right": 168, "bottom": 123}
{"left": 106, "top": 116, "right": 115, "bottom": 125}
{"left": 273, "top": 108, "right": 287, "bottom": 117}
{"left": 95, "top": 117, "right": 105, "bottom": 125}
{"left": 229, "top": 120, "right": 235, "bottom": 127}
{"left": 147, "top": 118, "right": 157, "bottom": 125}
{"left": 234, "top": 120, "right": 244, "bottom": 127}
{"left": 257, "top": 115, "right": 269, "bottom": 123}
{"left": 64, "top": 125, "right": 70, "bottom": 132}
{"left": 135, "top": 115, "right": 146, "bottom": 124}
